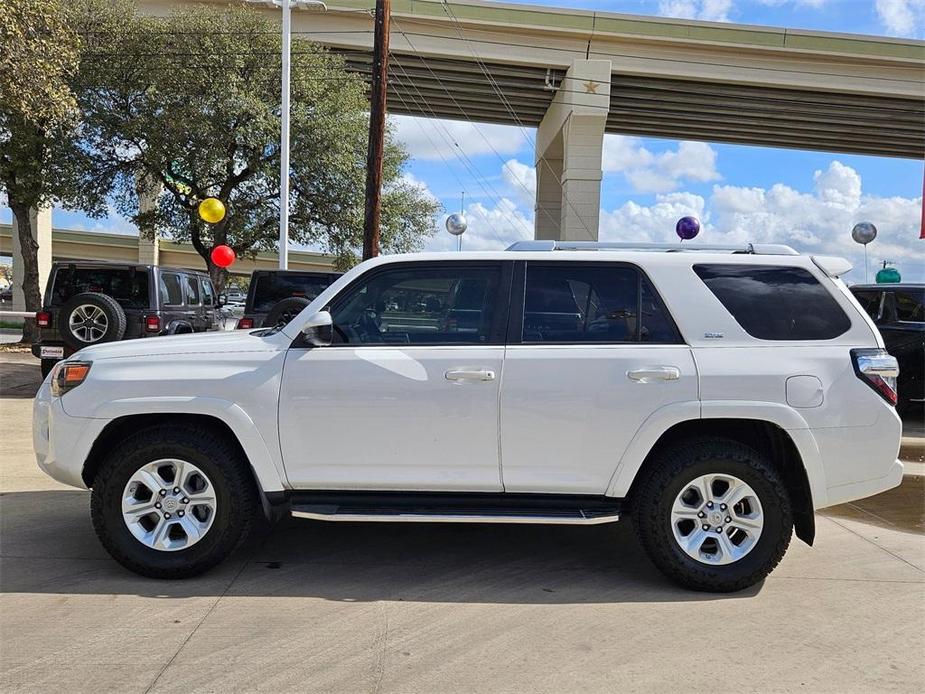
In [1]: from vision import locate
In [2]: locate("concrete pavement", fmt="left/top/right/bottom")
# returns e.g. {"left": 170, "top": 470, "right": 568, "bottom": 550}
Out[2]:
{"left": 1, "top": 353, "right": 923, "bottom": 693}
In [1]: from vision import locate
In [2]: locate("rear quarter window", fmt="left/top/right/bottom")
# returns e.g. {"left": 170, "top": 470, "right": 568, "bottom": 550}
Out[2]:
{"left": 693, "top": 264, "right": 851, "bottom": 340}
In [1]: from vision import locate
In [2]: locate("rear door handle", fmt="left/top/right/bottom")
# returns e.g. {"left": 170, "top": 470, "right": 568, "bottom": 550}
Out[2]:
{"left": 627, "top": 366, "right": 681, "bottom": 383}
{"left": 445, "top": 368, "right": 496, "bottom": 382}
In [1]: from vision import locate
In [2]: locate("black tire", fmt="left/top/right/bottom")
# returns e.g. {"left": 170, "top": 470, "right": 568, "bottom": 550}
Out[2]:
{"left": 90, "top": 424, "right": 258, "bottom": 579}
{"left": 40, "top": 359, "right": 57, "bottom": 379}
{"left": 264, "top": 296, "right": 310, "bottom": 328}
{"left": 632, "top": 437, "right": 793, "bottom": 593}
{"left": 58, "top": 292, "right": 126, "bottom": 349}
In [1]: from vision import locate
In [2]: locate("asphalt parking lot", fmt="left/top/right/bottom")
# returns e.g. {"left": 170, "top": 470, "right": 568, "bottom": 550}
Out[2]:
{"left": 1, "top": 350, "right": 923, "bottom": 693}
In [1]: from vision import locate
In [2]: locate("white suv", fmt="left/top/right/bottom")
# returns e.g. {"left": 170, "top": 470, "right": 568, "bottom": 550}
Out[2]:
{"left": 33, "top": 242, "right": 903, "bottom": 592}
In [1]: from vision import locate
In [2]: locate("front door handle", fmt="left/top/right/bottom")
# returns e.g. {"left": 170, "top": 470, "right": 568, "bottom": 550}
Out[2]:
{"left": 627, "top": 366, "right": 681, "bottom": 383}
{"left": 445, "top": 368, "right": 496, "bottom": 382}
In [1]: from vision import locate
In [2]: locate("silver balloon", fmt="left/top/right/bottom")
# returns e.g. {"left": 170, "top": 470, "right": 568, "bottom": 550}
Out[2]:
{"left": 851, "top": 222, "right": 877, "bottom": 245}
{"left": 445, "top": 213, "right": 467, "bottom": 236}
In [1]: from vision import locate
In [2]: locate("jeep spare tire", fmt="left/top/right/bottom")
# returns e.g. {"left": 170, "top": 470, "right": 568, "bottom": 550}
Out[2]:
{"left": 264, "top": 296, "right": 310, "bottom": 328}
{"left": 59, "top": 292, "right": 127, "bottom": 348}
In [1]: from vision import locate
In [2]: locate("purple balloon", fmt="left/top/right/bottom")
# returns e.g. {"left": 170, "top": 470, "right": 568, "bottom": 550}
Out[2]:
{"left": 676, "top": 216, "right": 700, "bottom": 241}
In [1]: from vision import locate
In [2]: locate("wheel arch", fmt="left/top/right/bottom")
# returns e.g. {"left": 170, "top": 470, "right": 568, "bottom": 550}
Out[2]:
{"left": 618, "top": 418, "right": 816, "bottom": 546}
{"left": 81, "top": 412, "right": 283, "bottom": 520}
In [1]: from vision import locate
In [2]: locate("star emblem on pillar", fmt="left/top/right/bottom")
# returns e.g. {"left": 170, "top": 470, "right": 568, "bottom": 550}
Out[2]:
{"left": 582, "top": 80, "right": 600, "bottom": 94}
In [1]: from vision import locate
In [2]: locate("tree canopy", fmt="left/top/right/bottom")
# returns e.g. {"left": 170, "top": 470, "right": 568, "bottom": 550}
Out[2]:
{"left": 80, "top": 6, "right": 439, "bottom": 283}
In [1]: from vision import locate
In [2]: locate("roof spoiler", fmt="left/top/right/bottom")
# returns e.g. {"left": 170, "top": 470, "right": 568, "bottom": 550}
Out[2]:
{"left": 812, "top": 255, "right": 853, "bottom": 278}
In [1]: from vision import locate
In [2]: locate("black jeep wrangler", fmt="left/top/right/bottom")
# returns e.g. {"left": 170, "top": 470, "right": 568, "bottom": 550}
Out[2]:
{"left": 34, "top": 261, "right": 221, "bottom": 377}
{"left": 237, "top": 269, "right": 340, "bottom": 329}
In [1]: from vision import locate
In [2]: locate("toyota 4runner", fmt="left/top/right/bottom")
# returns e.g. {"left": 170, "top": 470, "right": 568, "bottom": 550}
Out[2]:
{"left": 33, "top": 242, "right": 903, "bottom": 592}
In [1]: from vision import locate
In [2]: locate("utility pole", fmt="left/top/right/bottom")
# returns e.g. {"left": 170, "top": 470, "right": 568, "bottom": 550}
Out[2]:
{"left": 362, "top": 0, "right": 391, "bottom": 260}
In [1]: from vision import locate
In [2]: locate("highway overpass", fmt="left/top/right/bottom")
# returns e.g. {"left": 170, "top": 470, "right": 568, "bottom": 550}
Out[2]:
{"left": 139, "top": 0, "right": 924, "bottom": 242}
{"left": 0, "top": 224, "right": 335, "bottom": 276}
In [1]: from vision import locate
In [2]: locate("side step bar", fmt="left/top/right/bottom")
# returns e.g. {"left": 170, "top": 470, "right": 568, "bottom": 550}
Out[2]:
{"left": 288, "top": 492, "right": 623, "bottom": 526}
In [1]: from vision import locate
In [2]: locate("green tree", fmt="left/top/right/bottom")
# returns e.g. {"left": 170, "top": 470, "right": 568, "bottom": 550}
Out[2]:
{"left": 0, "top": 0, "right": 126, "bottom": 342}
{"left": 82, "top": 6, "right": 439, "bottom": 289}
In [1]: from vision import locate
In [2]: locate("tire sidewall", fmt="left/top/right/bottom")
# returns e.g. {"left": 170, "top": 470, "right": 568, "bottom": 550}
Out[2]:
{"left": 58, "top": 293, "right": 126, "bottom": 348}
{"left": 265, "top": 297, "right": 310, "bottom": 328}
{"left": 655, "top": 456, "right": 790, "bottom": 582}
{"left": 92, "top": 438, "right": 243, "bottom": 574}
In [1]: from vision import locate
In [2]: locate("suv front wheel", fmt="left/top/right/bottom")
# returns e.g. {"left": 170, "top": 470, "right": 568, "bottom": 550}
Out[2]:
{"left": 90, "top": 424, "right": 258, "bottom": 578}
{"left": 633, "top": 437, "right": 793, "bottom": 592}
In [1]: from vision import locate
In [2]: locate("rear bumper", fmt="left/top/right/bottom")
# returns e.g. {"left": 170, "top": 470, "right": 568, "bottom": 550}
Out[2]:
{"left": 823, "top": 460, "right": 904, "bottom": 508}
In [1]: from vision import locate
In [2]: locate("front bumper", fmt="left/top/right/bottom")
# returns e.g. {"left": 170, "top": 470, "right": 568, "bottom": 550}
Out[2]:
{"left": 33, "top": 383, "right": 107, "bottom": 490}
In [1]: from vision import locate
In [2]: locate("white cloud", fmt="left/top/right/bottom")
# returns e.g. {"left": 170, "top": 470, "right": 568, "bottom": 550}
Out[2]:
{"left": 501, "top": 158, "right": 536, "bottom": 206}
{"left": 603, "top": 136, "right": 721, "bottom": 194}
{"left": 424, "top": 198, "right": 533, "bottom": 252}
{"left": 875, "top": 0, "right": 924, "bottom": 37}
{"left": 391, "top": 115, "right": 528, "bottom": 162}
{"left": 658, "top": 0, "right": 733, "bottom": 22}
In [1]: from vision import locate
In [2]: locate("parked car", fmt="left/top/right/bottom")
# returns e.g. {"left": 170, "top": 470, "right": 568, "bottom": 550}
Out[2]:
{"left": 34, "top": 242, "right": 903, "bottom": 592}
{"left": 0, "top": 285, "right": 12, "bottom": 303}
{"left": 224, "top": 288, "right": 246, "bottom": 306}
{"left": 850, "top": 283, "right": 923, "bottom": 414}
{"left": 237, "top": 269, "right": 340, "bottom": 329}
{"left": 32, "top": 261, "right": 220, "bottom": 377}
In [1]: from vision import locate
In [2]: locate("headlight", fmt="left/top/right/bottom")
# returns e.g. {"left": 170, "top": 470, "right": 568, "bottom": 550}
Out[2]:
{"left": 50, "top": 361, "right": 92, "bottom": 397}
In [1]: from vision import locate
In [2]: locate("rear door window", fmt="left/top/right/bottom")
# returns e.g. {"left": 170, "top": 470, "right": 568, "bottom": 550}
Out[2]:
{"left": 201, "top": 279, "right": 215, "bottom": 307}
{"left": 51, "top": 267, "right": 149, "bottom": 309}
{"left": 183, "top": 275, "right": 201, "bottom": 305}
{"left": 694, "top": 264, "right": 851, "bottom": 340}
{"left": 852, "top": 290, "right": 883, "bottom": 321}
{"left": 521, "top": 263, "right": 681, "bottom": 344}
{"left": 895, "top": 289, "right": 924, "bottom": 323}
{"left": 159, "top": 273, "right": 183, "bottom": 306}
{"left": 251, "top": 273, "right": 334, "bottom": 313}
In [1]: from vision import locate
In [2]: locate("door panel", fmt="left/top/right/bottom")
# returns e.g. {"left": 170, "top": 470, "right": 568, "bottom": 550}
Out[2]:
{"left": 500, "top": 345, "right": 698, "bottom": 493}
{"left": 279, "top": 260, "right": 511, "bottom": 491}
{"left": 280, "top": 346, "right": 505, "bottom": 490}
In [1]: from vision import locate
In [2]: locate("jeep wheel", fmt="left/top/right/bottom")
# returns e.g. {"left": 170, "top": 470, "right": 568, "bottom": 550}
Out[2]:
{"left": 265, "top": 296, "right": 310, "bottom": 328}
{"left": 58, "top": 292, "right": 126, "bottom": 349}
{"left": 632, "top": 437, "right": 792, "bottom": 592}
{"left": 90, "top": 425, "right": 258, "bottom": 578}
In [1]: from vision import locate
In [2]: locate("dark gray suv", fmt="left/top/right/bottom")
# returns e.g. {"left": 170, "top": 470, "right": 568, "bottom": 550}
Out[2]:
{"left": 33, "top": 261, "right": 220, "bottom": 377}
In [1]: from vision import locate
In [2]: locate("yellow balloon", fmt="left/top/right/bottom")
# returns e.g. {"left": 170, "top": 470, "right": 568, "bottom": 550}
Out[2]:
{"left": 198, "top": 197, "right": 226, "bottom": 224}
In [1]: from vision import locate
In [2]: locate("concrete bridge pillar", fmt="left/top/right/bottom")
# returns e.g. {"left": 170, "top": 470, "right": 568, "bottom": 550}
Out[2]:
{"left": 534, "top": 59, "right": 611, "bottom": 241}
{"left": 11, "top": 207, "right": 52, "bottom": 312}
{"left": 136, "top": 174, "right": 161, "bottom": 265}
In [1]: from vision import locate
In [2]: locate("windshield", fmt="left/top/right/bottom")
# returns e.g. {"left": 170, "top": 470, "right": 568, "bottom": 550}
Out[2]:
{"left": 250, "top": 272, "right": 333, "bottom": 313}
{"left": 50, "top": 267, "right": 150, "bottom": 309}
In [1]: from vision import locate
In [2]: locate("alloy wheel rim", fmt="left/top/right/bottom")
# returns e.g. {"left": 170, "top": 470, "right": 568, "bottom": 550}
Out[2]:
{"left": 68, "top": 304, "right": 109, "bottom": 343}
{"left": 121, "top": 459, "right": 217, "bottom": 552}
{"left": 670, "top": 473, "right": 764, "bottom": 565}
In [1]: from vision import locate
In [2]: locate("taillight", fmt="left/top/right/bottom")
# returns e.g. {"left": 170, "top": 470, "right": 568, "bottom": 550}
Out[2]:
{"left": 145, "top": 315, "right": 161, "bottom": 332}
{"left": 36, "top": 311, "right": 51, "bottom": 328}
{"left": 851, "top": 348, "right": 899, "bottom": 406}
{"left": 237, "top": 318, "right": 254, "bottom": 329}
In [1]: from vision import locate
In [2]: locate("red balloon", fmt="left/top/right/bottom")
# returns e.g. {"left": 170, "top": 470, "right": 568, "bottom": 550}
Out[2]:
{"left": 210, "top": 245, "right": 235, "bottom": 268}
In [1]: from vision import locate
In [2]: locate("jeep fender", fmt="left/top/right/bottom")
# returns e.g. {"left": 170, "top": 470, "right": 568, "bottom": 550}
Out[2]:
{"left": 606, "top": 400, "right": 827, "bottom": 509}
{"left": 90, "top": 396, "right": 287, "bottom": 493}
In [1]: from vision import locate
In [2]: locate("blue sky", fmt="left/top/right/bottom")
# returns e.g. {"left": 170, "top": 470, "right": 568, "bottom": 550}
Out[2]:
{"left": 3, "top": 0, "right": 923, "bottom": 283}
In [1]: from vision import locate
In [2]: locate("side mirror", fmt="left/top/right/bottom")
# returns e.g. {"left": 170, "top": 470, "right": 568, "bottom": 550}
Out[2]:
{"left": 217, "top": 294, "right": 227, "bottom": 307}
{"left": 300, "top": 310, "right": 333, "bottom": 347}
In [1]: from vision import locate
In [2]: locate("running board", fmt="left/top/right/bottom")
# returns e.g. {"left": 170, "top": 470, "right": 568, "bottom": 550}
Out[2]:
{"left": 288, "top": 492, "right": 623, "bottom": 525}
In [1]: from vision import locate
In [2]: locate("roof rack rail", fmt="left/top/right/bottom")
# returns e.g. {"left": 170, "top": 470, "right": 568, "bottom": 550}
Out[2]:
{"left": 505, "top": 240, "right": 799, "bottom": 256}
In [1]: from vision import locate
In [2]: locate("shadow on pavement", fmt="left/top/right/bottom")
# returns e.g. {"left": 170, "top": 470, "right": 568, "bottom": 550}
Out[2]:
{"left": 821, "top": 474, "right": 925, "bottom": 534}
{"left": 0, "top": 357, "right": 42, "bottom": 399}
{"left": 0, "top": 489, "right": 762, "bottom": 604}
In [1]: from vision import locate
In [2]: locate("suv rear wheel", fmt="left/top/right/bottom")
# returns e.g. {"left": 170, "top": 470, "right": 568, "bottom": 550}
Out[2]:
{"left": 633, "top": 437, "right": 792, "bottom": 592}
{"left": 90, "top": 424, "right": 258, "bottom": 578}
